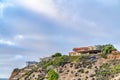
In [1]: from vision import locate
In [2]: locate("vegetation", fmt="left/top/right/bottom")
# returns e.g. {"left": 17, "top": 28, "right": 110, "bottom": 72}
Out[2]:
{"left": 43, "top": 61, "right": 53, "bottom": 68}
{"left": 52, "top": 53, "right": 62, "bottom": 57}
{"left": 112, "top": 65, "right": 120, "bottom": 73}
{"left": 95, "top": 45, "right": 106, "bottom": 50}
{"left": 48, "top": 69, "right": 59, "bottom": 80}
{"left": 52, "top": 56, "right": 67, "bottom": 66}
{"left": 42, "top": 55, "right": 84, "bottom": 68}
{"left": 96, "top": 60, "right": 120, "bottom": 80}
{"left": 96, "top": 44, "right": 116, "bottom": 51}
{"left": 68, "top": 56, "right": 80, "bottom": 62}
{"left": 100, "top": 53, "right": 107, "bottom": 59}
{"left": 102, "top": 44, "right": 116, "bottom": 54}
{"left": 41, "top": 55, "right": 67, "bottom": 68}
{"left": 100, "top": 44, "right": 117, "bottom": 58}
{"left": 79, "top": 54, "right": 90, "bottom": 60}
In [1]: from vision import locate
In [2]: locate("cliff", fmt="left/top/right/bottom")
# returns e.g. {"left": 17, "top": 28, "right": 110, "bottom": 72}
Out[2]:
{"left": 9, "top": 68, "right": 21, "bottom": 80}
{"left": 9, "top": 53, "right": 120, "bottom": 80}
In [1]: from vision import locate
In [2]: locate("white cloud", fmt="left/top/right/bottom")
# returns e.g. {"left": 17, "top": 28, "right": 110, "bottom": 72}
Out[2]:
{"left": 14, "top": 35, "right": 24, "bottom": 40}
{"left": 4, "top": 0, "right": 112, "bottom": 42}
{"left": 0, "top": 35, "right": 24, "bottom": 46}
{"left": 10, "top": 0, "right": 77, "bottom": 21}
{"left": 0, "top": 39, "right": 15, "bottom": 46}
{"left": 12, "top": 0, "right": 58, "bottom": 18}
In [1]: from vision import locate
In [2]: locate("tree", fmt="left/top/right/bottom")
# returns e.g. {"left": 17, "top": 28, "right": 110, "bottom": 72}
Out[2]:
{"left": 52, "top": 53, "right": 62, "bottom": 57}
{"left": 48, "top": 69, "right": 59, "bottom": 80}
{"left": 100, "top": 44, "right": 116, "bottom": 58}
{"left": 95, "top": 45, "right": 106, "bottom": 50}
{"left": 102, "top": 44, "right": 117, "bottom": 54}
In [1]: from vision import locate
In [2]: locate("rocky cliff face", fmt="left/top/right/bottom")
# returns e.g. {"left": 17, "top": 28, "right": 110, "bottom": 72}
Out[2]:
{"left": 9, "top": 68, "right": 21, "bottom": 80}
{"left": 9, "top": 54, "right": 120, "bottom": 80}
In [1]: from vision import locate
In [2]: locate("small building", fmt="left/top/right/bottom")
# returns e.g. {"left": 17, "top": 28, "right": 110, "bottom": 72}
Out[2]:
{"left": 26, "top": 61, "right": 38, "bottom": 66}
{"left": 69, "top": 46, "right": 101, "bottom": 56}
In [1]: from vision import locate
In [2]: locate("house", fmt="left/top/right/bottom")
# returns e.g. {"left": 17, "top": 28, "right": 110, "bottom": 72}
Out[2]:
{"left": 69, "top": 46, "right": 101, "bottom": 56}
{"left": 26, "top": 61, "right": 38, "bottom": 66}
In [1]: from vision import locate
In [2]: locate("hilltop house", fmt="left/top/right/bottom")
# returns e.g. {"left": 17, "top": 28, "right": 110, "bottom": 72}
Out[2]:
{"left": 69, "top": 46, "right": 101, "bottom": 56}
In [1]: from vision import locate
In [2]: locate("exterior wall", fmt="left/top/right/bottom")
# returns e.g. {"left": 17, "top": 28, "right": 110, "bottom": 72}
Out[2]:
{"left": 88, "top": 46, "right": 93, "bottom": 50}
{"left": 93, "top": 46, "right": 97, "bottom": 50}
{"left": 69, "top": 52, "right": 90, "bottom": 56}
{"left": 88, "top": 46, "right": 97, "bottom": 50}
{"left": 69, "top": 52, "right": 81, "bottom": 56}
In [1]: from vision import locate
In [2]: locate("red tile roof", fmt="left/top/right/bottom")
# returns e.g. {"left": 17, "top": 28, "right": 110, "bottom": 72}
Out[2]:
{"left": 73, "top": 47, "right": 89, "bottom": 51}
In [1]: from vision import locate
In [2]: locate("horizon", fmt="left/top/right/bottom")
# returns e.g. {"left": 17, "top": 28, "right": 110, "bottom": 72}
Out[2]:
{"left": 0, "top": 0, "right": 120, "bottom": 78}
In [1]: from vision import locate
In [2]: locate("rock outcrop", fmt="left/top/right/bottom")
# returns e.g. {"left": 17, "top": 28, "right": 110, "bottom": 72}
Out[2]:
{"left": 9, "top": 68, "right": 21, "bottom": 80}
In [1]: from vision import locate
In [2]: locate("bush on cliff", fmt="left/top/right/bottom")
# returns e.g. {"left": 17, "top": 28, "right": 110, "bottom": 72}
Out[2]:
{"left": 53, "top": 56, "right": 67, "bottom": 66}
{"left": 48, "top": 69, "right": 59, "bottom": 80}
{"left": 101, "top": 44, "right": 117, "bottom": 58}
{"left": 52, "top": 53, "right": 62, "bottom": 57}
{"left": 102, "top": 44, "right": 116, "bottom": 54}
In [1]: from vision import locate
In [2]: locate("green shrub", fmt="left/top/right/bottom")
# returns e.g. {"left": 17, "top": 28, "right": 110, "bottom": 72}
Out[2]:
{"left": 42, "top": 56, "right": 68, "bottom": 68}
{"left": 48, "top": 69, "right": 59, "bottom": 80}
{"left": 68, "top": 56, "right": 80, "bottom": 62}
{"left": 43, "top": 61, "right": 53, "bottom": 68}
{"left": 79, "top": 54, "right": 90, "bottom": 60}
{"left": 102, "top": 44, "right": 116, "bottom": 54}
{"left": 102, "top": 63, "right": 108, "bottom": 68}
{"left": 52, "top": 53, "right": 62, "bottom": 57}
{"left": 114, "top": 65, "right": 120, "bottom": 70}
{"left": 52, "top": 56, "right": 66, "bottom": 66}
{"left": 100, "top": 53, "right": 107, "bottom": 59}
{"left": 112, "top": 65, "right": 120, "bottom": 73}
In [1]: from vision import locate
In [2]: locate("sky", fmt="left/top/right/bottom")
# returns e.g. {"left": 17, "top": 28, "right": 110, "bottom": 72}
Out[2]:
{"left": 0, "top": 0, "right": 120, "bottom": 78}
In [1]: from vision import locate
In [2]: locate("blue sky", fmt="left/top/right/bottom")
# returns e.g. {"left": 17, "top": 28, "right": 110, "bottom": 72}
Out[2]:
{"left": 0, "top": 0, "right": 120, "bottom": 78}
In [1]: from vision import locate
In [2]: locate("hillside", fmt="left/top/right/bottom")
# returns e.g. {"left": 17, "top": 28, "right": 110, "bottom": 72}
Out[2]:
{"left": 9, "top": 45, "right": 120, "bottom": 80}
{"left": 9, "top": 53, "right": 120, "bottom": 80}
